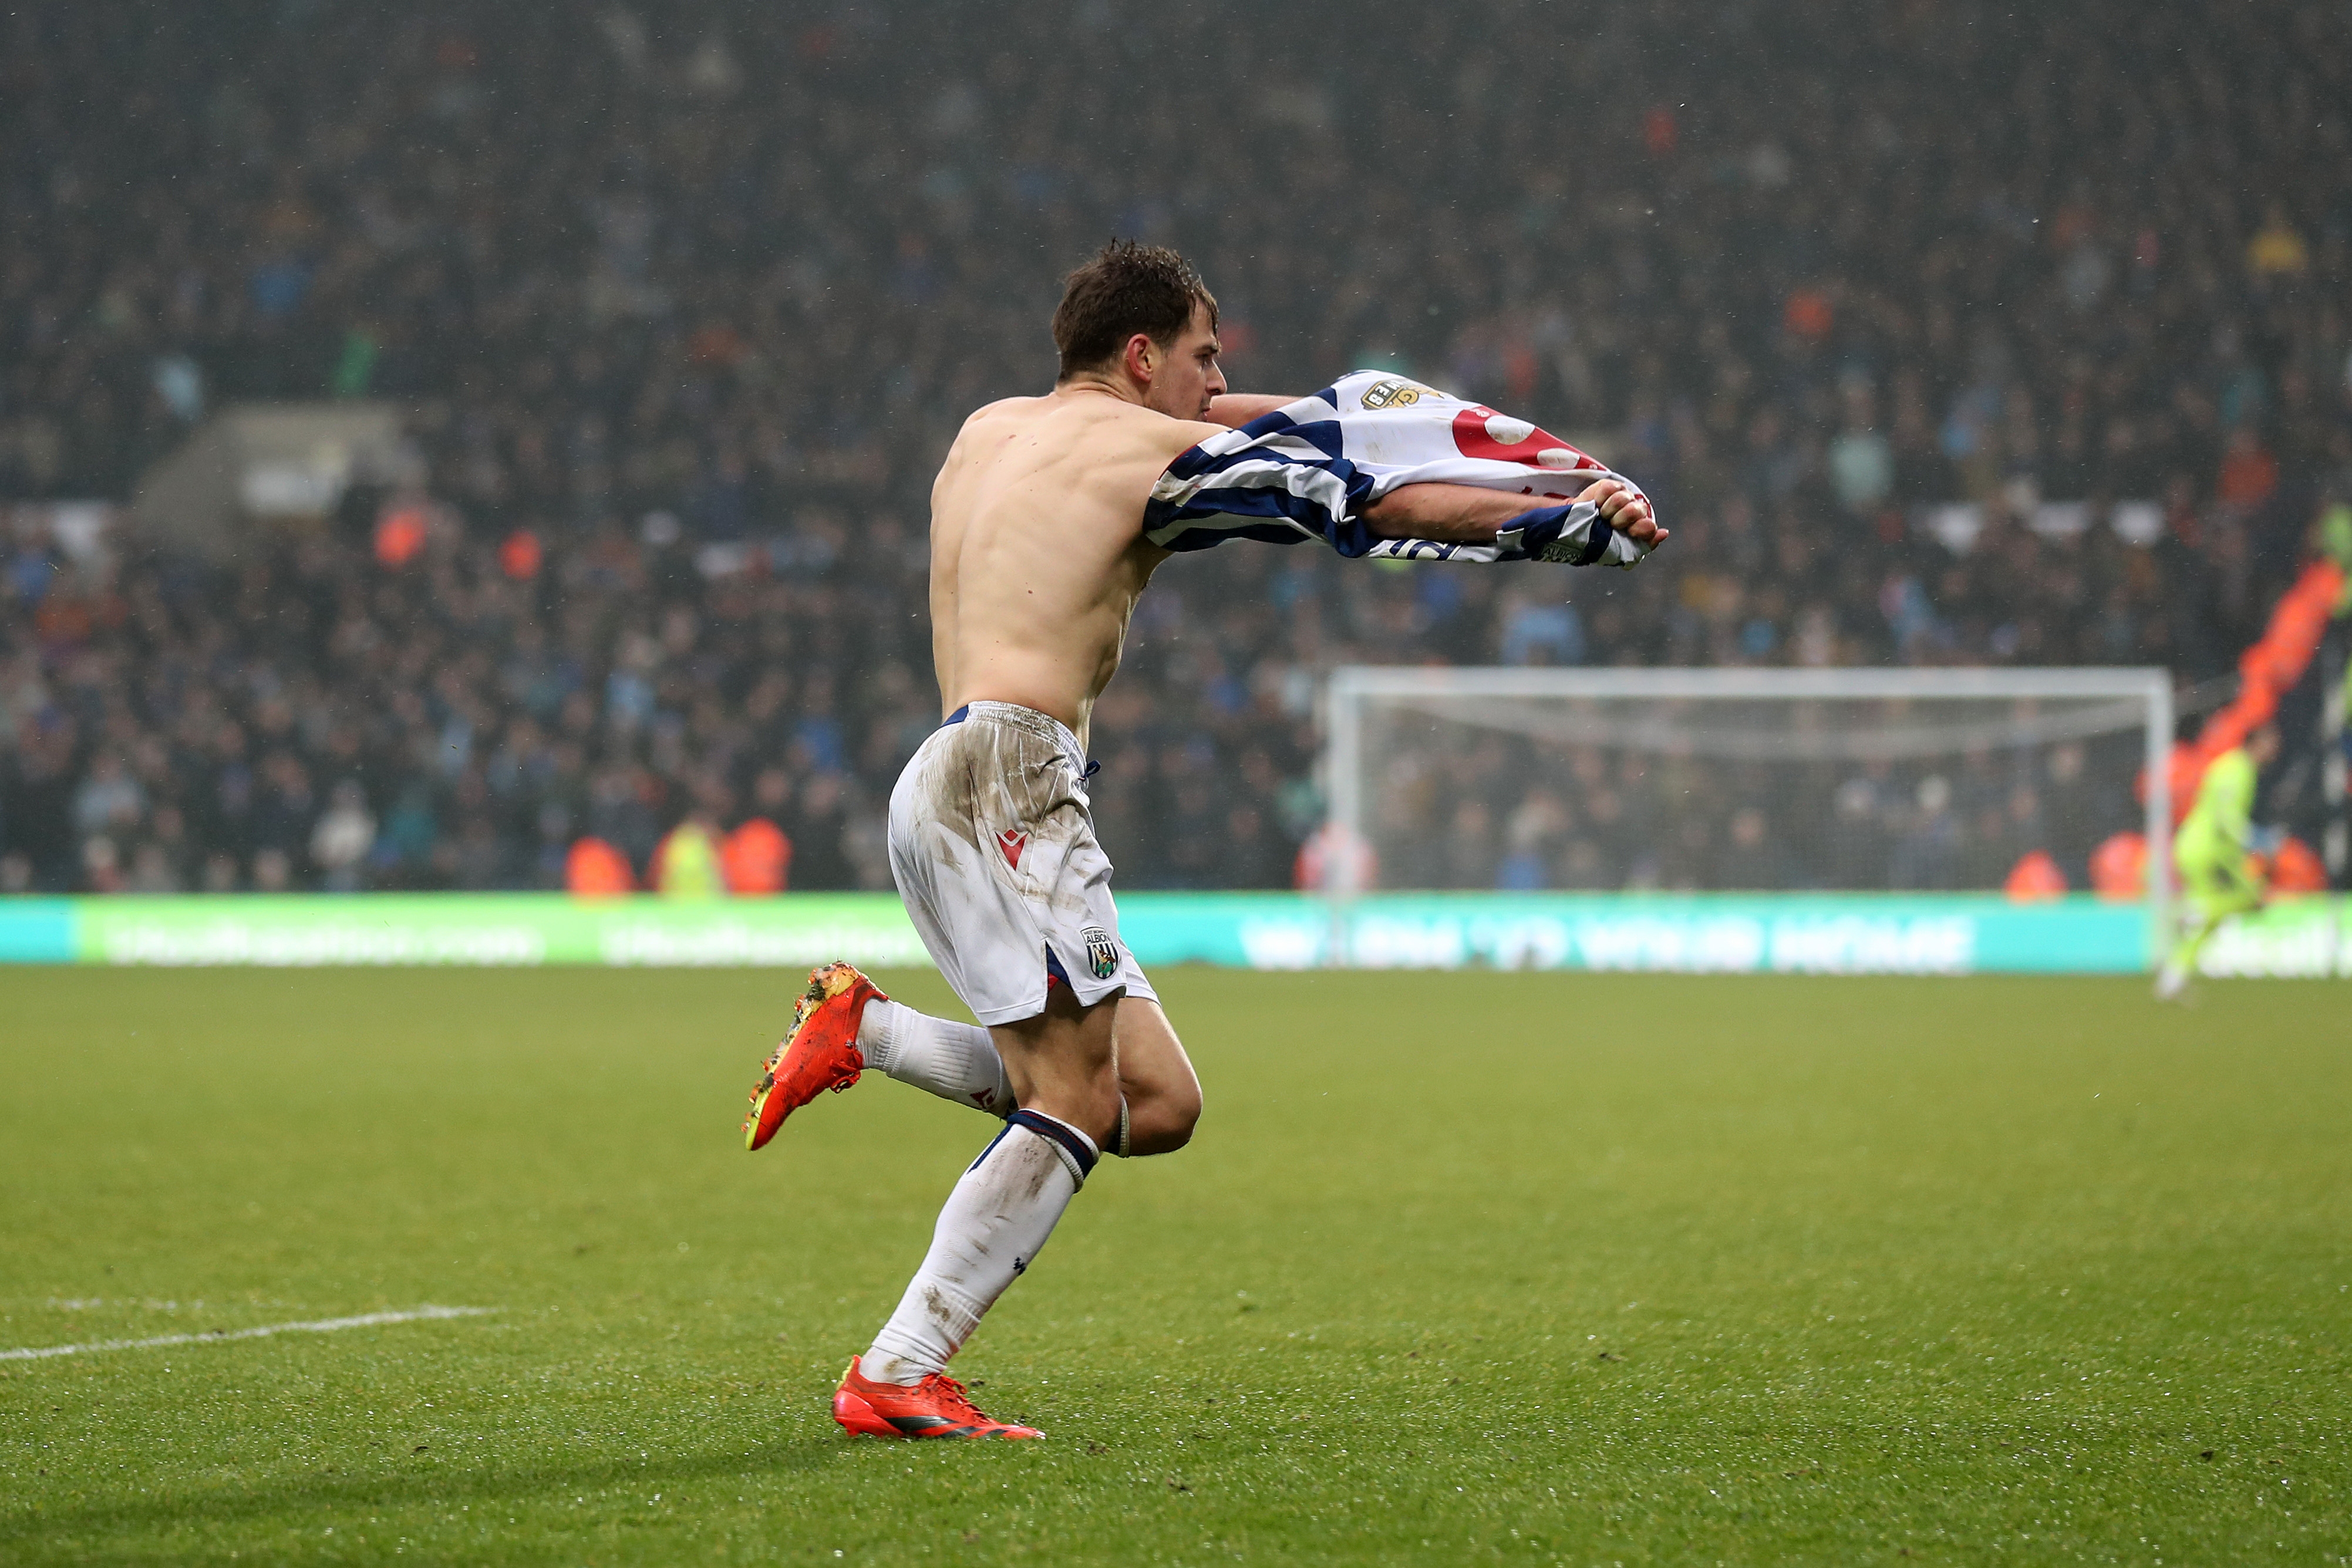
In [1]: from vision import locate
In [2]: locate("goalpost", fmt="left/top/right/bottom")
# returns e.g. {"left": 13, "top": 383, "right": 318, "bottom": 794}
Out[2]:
{"left": 1323, "top": 666, "right": 2174, "bottom": 969}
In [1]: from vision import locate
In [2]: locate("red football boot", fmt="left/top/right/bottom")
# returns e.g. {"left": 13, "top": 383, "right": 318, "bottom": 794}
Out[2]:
{"left": 743, "top": 963, "right": 885, "bottom": 1151}
{"left": 831, "top": 1357, "right": 1043, "bottom": 1440}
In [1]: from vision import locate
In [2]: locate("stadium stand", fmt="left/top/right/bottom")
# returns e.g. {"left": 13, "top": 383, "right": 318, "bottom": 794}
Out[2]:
{"left": 1, "top": 0, "right": 2347, "bottom": 892}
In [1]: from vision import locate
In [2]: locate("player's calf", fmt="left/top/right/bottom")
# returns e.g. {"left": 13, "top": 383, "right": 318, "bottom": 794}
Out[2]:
{"left": 859, "top": 1107, "right": 1100, "bottom": 1390}
{"left": 861, "top": 996, "right": 1016, "bottom": 1117}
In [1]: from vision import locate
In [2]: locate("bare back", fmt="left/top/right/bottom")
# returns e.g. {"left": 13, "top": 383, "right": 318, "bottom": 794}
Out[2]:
{"left": 928, "top": 389, "right": 1218, "bottom": 748}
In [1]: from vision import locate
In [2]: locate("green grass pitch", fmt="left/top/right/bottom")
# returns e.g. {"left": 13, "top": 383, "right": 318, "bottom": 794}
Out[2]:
{"left": 3, "top": 966, "right": 2348, "bottom": 1565}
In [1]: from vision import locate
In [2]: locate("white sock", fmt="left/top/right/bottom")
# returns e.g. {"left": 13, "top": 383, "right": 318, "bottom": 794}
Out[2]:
{"left": 858, "top": 998, "right": 1015, "bottom": 1118}
{"left": 863, "top": 1110, "right": 1099, "bottom": 1384}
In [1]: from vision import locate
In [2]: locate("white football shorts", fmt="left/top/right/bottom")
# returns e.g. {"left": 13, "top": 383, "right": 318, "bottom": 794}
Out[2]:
{"left": 886, "top": 700, "right": 1155, "bottom": 1026}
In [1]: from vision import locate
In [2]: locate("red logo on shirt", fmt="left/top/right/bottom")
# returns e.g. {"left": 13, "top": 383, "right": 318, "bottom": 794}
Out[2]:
{"left": 996, "top": 829, "right": 1028, "bottom": 868}
{"left": 1450, "top": 406, "right": 1600, "bottom": 471}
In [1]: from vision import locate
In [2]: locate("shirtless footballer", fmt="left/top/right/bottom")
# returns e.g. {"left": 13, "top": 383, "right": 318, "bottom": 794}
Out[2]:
{"left": 742, "top": 242, "right": 1662, "bottom": 1440}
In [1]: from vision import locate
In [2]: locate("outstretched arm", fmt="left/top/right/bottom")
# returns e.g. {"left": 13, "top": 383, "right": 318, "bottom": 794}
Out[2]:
{"left": 1364, "top": 477, "right": 1667, "bottom": 549}
{"left": 1147, "top": 414, "right": 1662, "bottom": 567}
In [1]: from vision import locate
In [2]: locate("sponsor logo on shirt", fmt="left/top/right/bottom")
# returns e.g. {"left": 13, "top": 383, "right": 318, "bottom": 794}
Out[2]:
{"left": 1359, "top": 376, "right": 1436, "bottom": 410}
{"left": 996, "top": 829, "right": 1028, "bottom": 868}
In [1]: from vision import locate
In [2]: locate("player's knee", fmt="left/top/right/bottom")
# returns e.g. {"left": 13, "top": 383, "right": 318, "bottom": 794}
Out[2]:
{"left": 1130, "top": 1079, "right": 1202, "bottom": 1155}
{"left": 1162, "top": 1081, "right": 1202, "bottom": 1151}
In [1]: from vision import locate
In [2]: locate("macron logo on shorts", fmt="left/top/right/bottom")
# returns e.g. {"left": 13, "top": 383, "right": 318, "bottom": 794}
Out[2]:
{"left": 996, "top": 828, "right": 1028, "bottom": 869}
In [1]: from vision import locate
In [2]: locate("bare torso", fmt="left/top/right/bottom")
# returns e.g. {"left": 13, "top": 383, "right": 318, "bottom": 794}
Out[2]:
{"left": 928, "top": 388, "right": 1219, "bottom": 750}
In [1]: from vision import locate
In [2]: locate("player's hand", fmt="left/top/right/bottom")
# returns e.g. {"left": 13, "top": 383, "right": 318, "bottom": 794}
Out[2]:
{"left": 1578, "top": 477, "right": 1667, "bottom": 549}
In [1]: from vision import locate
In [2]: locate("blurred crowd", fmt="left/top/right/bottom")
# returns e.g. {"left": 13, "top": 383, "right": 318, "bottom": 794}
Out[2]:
{"left": 3, "top": 0, "right": 2348, "bottom": 893}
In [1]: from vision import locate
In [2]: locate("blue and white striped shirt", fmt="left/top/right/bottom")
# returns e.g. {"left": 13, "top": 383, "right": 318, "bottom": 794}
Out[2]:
{"left": 1142, "top": 372, "right": 1652, "bottom": 570}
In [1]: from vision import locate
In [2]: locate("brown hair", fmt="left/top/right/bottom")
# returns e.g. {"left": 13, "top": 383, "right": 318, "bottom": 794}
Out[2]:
{"left": 1051, "top": 240, "right": 1217, "bottom": 382}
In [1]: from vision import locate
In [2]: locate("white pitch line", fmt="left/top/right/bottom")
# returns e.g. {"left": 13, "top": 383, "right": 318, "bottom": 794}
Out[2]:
{"left": 0, "top": 1304, "right": 498, "bottom": 1362}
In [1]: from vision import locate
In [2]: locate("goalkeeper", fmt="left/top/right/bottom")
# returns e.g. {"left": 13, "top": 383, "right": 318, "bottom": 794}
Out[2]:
{"left": 2156, "top": 722, "right": 2282, "bottom": 1000}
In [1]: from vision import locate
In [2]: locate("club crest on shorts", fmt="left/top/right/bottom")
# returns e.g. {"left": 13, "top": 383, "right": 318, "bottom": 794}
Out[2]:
{"left": 1080, "top": 925, "right": 1119, "bottom": 980}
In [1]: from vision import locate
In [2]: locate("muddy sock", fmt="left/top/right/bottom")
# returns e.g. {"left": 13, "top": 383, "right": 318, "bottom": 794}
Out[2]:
{"left": 862, "top": 1111, "right": 1098, "bottom": 1383}
{"left": 858, "top": 998, "right": 1015, "bottom": 1118}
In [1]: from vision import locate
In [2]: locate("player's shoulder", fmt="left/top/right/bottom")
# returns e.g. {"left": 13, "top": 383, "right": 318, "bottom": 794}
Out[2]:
{"left": 1047, "top": 395, "right": 1225, "bottom": 463}
{"left": 955, "top": 394, "right": 1045, "bottom": 436}
{"left": 946, "top": 392, "right": 1220, "bottom": 469}
{"left": 1094, "top": 415, "right": 1232, "bottom": 489}
{"left": 1150, "top": 417, "right": 1259, "bottom": 480}
{"left": 1157, "top": 415, "right": 1232, "bottom": 454}
{"left": 938, "top": 396, "right": 1045, "bottom": 468}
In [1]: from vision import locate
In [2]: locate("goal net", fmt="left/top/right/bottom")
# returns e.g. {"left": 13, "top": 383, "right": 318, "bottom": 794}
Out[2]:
{"left": 1325, "top": 666, "right": 2173, "bottom": 928}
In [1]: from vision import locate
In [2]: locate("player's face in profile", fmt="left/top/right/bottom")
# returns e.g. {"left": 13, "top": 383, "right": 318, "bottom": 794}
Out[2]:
{"left": 1139, "top": 301, "right": 1226, "bottom": 420}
